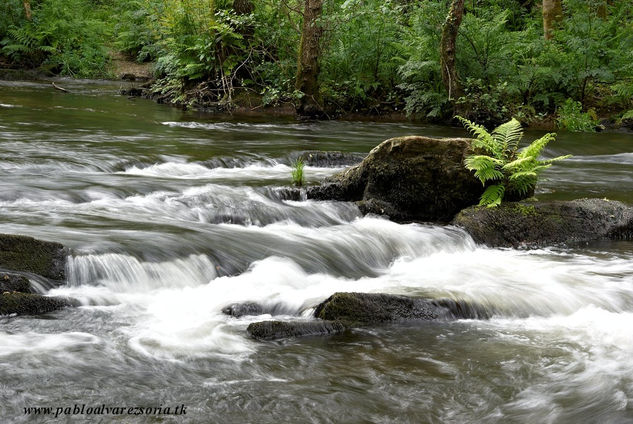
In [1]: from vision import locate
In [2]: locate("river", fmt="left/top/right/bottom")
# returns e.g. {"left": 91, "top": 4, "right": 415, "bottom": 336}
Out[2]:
{"left": 1, "top": 79, "right": 632, "bottom": 423}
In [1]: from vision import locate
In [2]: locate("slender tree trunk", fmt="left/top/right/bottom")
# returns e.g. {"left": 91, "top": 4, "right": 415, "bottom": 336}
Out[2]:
{"left": 596, "top": 1, "right": 609, "bottom": 19}
{"left": 233, "top": 0, "right": 254, "bottom": 43}
{"left": 233, "top": 0, "right": 254, "bottom": 15}
{"left": 23, "top": 1, "right": 32, "bottom": 20}
{"left": 440, "top": 0, "right": 465, "bottom": 101}
{"left": 296, "top": 0, "right": 324, "bottom": 118}
{"left": 543, "top": 0, "right": 563, "bottom": 40}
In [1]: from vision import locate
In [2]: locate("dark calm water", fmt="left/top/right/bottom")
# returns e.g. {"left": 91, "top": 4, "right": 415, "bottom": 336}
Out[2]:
{"left": 1, "top": 79, "right": 633, "bottom": 423}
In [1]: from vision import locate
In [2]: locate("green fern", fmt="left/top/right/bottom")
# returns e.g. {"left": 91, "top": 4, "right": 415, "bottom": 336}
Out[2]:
{"left": 458, "top": 116, "right": 571, "bottom": 207}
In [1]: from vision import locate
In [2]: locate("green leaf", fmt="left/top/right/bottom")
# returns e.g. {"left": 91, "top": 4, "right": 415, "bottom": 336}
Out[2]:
{"left": 479, "top": 184, "right": 505, "bottom": 208}
{"left": 518, "top": 133, "right": 557, "bottom": 161}
{"left": 492, "top": 118, "right": 523, "bottom": 155}
{"left": 456, "top": 116, "right": 502, "bottom": 157}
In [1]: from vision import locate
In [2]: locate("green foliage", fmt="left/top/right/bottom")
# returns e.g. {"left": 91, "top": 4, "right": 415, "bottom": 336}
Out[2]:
{"left": 458, "top": 116, "right": 571, "bottom": 207}
{"left": 1, "top": 0, "right": 632, "bottom": 123}
{"left": 320, "top": 0, "right": 406, "bottom": 112}
{"left": 1, "top": 0, "right": 109, "bottom": 77}
{"left": 556, "top": 99, "right": 598, "bottom": 132}
{"left": 291, "top": 159, "right": 305, "bottom": 187}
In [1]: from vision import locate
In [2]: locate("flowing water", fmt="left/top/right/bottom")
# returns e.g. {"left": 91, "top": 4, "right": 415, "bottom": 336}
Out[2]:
{"left": 1, "top": 79, "right": 633, "bottom": 423}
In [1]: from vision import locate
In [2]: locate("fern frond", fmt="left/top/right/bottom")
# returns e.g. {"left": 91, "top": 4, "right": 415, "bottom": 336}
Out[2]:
{"left": 456, "top": 116, "right": 501, "bottom": 156}
{"left": 508, "top": 171, "right": 538, "bottom": 180}
{"left": 465, "top": 155, "right": 504, "bottom": 184}
{"left": 541, "top": 154, "right": 572, "bottom": 164}
{"left": 502, "top": 157, "right": 533, "bottom": 171}
{"left": 479, "top": 184, "right": 505, "bottom": 208}
{"left": 507, "top": 176, "right": 537, "bottom": 195}
{"left": 464, "top": 155, "right": 503, "bottom": 170}
{"left": 518, "top": 133, "right": 557, "bottom": 160}
{"left": 492, "top": 118, "right": 523, "bottom": 155}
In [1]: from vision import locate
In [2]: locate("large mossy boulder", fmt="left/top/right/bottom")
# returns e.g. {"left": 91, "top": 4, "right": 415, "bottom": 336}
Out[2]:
{"left": 246, "top": 292, "right": 488, "bottom": 341}
{"left": 306, "top": 136, "right": 486, "bottom": 222}
{"left": 0, "top": 292, "right": 78, "bottom": 316}
{"left": 0, "top": 234, "right": 67, "bottom": 282}
{"left": 314, "top": 292, "right": 487, "bottom": 326}
{"left": 453, "top": 198, "right": 633, "bottom": 248}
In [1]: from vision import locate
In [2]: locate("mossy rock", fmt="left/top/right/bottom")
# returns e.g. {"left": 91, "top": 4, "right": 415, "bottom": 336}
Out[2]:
{"left": 297, "top": 151, "right": 364, "bottom": 167}
{"left": 307, "top": 136, "right": 498, "bottom": 222}
{"left": 0, "top": 234, "right": 67, "bottom": 282}
{"left": 247, "top": 320, "right": 345, "bottom": 341}
{"left": 0, "top": 292, "right": 78, "bottom": 316}
{"left": 313, "top": 292, "right": 484, "bottom": 326}
{"left": 453, "top": 198, "right": 633, "bottom": 248}
{"left": 0, "top": 273, "right": 32, "bottom": 293}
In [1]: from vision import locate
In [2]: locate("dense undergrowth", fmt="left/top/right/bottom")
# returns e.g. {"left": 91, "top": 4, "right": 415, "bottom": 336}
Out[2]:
{"left": 1, "top": 0, "right": 632, "bottom": 128}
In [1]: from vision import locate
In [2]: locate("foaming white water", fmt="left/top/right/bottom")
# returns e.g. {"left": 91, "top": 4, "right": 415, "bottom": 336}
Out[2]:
{"left": 121, "top": 161, "right": 341, "bottom": 181}
{"left": 481, "top": 308, "right": 633, "bottom": 422}
{"left": 50, "top": 219, "right": 633, "bottom": 360}
{"left": 0, "top": 183, "right": 360, "bottom": 227}
{"left": 0, "top": 332, "right": 101, "bottom": 357}
{"left": 382, "top": 247, "right": 633, "bottom": 316}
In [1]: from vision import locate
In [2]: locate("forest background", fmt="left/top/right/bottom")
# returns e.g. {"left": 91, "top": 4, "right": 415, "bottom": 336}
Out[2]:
{"left": 1, "top": 0, "right": 632, "bottom": 130}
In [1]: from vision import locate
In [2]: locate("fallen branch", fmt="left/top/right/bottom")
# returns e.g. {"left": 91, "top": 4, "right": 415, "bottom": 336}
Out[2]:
{"left": 51, "top": 82, "right": 69, "bottom": 93}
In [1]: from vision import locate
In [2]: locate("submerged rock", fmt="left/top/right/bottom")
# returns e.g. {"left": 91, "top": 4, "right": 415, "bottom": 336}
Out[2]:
{"left": 0, "top": 273, "right": 32, "bottom": 294}
{"left": 223, "top": 302, "right": 264, "bottom": 318}
{"left": 306, "top": 136, "right": 489, "bottom": 222}
{"left": 246, "top": 292, "right": 489, "bottom": 341}
{"left": 453, "top": 198, "right": 633, "bottom": 248}
{"left": 0, "top": 234, "right": 67, "bottom": 282}
{"left": 297, "top": 151, "right": 365, "bottom": 167}
{"left": 314, "top": 292, "right": 485, "bottom": 326}
{"left": 222, "top": 301, "right": 296, "bottom": 318}
{"left": 0, "top": 292, "right": 78, "bottom": 316}
{"left": 247, "top": 320, "right": 345, "bottom": 341}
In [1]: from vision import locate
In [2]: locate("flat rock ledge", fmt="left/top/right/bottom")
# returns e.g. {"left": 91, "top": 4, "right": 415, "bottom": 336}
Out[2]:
{"left": 0, "top": 234, "right": 67, "bottom": 282}
{"left": 247, "top": 320, "right": 345, "bottom": 341}
{"left": 453, "top": 198, "right": 633, "bottom": 248}
{"left": 0, "top": 292, "right": 78, "bottom": 316}
{"left": 245, "top": 292, "right": 487, "bottom": 341}
{"left": 0, "top": 234, "right": 78, "bottom": 316}
{"left": 0, "top": 273, "right": 32, "bottom": 293}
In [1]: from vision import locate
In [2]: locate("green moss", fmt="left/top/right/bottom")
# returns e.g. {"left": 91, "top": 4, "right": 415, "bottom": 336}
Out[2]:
{"left": 0, "top": 292, "right": 77, "bottom": 316}
{"left": 514, "top": 204, "right": 537, "bottom": 216}
{"left": 0, "top": 234, "right": 67, "bottom": 281}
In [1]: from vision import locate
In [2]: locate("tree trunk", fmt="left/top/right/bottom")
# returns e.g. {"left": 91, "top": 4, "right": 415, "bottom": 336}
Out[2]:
{"left": 596, "top": 1, "right": 610, "bottom": 19}
{"left": 439, "top": 0, "right": 465, "bottom": 101}
{"left": 543, "top": 0, "right": 563, "bottom": 40}
{"left": 233, "top": 0, "right": 254, "bottom": 15}
{"left": 233, "top": 0, "right": 254, "bottom": 41}
{"left": 23, "top": 1, "right": 32, "bottom": 20}
{"left": 296, "top": 0, "right": 324, "bottom": 118}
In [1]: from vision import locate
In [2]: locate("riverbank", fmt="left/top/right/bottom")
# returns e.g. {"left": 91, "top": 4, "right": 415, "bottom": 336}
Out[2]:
{"left": 3, "top": 66, "right": 632, "bottom": 131}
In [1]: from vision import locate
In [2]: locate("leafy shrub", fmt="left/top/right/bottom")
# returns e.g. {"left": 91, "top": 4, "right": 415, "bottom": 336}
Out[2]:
{"left": 458, "top": 116, "right": 571, "bottom": 207}
{"left": 556, "top": 99, "right": 598, "bottom": 132}
{"left": 1, "top": 0, "right": 109, "bottom": 76}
